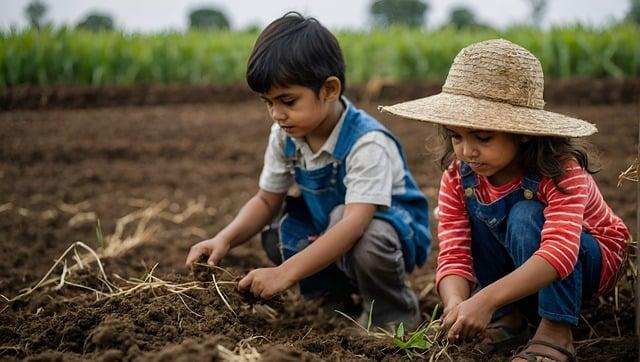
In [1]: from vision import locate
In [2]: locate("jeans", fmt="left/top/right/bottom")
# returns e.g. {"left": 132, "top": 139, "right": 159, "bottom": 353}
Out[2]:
{"left": 471, "top": 200, "right": 601, "bottom": 325}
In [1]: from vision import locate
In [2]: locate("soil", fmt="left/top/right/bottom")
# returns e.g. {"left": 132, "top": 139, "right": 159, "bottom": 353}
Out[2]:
{"left": 0, "top": 80, "right": 638, "bottom": 361}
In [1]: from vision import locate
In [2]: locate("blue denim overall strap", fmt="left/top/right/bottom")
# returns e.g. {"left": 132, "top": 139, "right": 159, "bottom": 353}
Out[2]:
{"left": 278, "top": 101, "right": 431, "bottom": 296}
{"left": 331, "top": 104, "right": 431, "bottom": 272}
{"left": 460, "top": 161, "right": 602, "bottom": 325}
{"left": 460, "top": 161, "right": 543, "bottom": 244}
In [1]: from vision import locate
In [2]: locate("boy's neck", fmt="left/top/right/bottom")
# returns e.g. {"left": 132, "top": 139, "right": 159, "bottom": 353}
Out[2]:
{"left": 305, "top": 99, "right": 345, "bottom": 153}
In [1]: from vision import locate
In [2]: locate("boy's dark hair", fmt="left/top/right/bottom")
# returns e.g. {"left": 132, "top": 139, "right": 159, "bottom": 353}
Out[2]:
{"left": 437, "top": 126, "right": 600, "bottom": 192}
{"left": 246, "top": 11, "right": 346, "bottom": 96}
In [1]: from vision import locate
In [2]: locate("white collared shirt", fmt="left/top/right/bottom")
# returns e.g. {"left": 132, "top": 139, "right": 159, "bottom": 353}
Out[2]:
{"left": 258, "top": 101, "right": 406, "bottom": 207}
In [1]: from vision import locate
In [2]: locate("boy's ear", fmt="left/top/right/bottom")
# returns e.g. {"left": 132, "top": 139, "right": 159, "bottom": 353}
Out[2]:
{"left": 320, "top": 76, "right": 341, "bottom": 102}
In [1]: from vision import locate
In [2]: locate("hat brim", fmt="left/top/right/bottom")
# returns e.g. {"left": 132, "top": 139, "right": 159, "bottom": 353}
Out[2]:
{"left": 379, "top": 92, "right": 597, "bottom": 137}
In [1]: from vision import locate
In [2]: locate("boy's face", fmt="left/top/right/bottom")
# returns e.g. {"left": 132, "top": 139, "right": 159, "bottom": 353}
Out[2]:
{"left": 259, "top": 82, "right": 338, "bottom": 139}
{"left": 446, "top": 126, "right": 522, "bottom": 186}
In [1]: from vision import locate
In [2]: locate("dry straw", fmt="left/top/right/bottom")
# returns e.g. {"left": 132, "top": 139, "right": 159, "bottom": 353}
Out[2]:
{"left": 617, "top": 158, "right": 639, "bottom": 187}
{"left": 0, "top": 197, "right": 229, "bottom": 309}
{"left": 379, "top": 39, "right": 598, "bottom": 137}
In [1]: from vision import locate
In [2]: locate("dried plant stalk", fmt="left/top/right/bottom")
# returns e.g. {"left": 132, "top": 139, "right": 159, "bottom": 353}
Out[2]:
{"left": 617, "top": 158, "right": 639, "bottom": 187}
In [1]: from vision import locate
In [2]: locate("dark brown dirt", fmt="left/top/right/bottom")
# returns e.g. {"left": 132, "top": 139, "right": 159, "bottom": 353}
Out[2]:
{"left": 1, "top": 77, "right": 638, "bottom": 111}
{"left": 0, "top": 81, "right": 638, "bottom": 361}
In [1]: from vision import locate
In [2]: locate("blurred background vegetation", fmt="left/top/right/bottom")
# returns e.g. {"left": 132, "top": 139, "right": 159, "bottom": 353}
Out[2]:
{"left": 2, "top": 0, "right": 639, "bottom": 88}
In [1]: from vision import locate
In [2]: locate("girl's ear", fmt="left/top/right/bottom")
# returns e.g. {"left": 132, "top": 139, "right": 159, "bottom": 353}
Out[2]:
{"left": 321, "top": 76, "right": 341, "bottom": 102}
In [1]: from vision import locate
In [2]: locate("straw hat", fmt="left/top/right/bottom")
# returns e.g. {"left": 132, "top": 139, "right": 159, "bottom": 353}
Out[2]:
{"left": 379, "top": 39, "right": 597, "bottom": 137}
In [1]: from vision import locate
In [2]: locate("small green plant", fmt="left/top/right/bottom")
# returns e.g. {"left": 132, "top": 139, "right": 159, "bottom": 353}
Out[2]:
{"left": 334, "top": 300, "right": 375, "bottom": 333}
{"left": 392, "top": 321, "right": 431, "bottom": 359}
{"left": 382, "top": 304, "right": 440, "bottom": 359}
{"left": 95, "top": 219, "right": 104, "bottom": 248}
{"left": 335, "top": 302, "right": 443, "bottom": 359}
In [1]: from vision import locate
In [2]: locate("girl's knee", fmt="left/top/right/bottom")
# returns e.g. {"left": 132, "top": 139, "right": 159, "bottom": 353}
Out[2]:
{"left": 505, "top": 201, "right": 545, "bottom": 256}
{"left": 507, "top": 200, "right": 544, "bottom": 228}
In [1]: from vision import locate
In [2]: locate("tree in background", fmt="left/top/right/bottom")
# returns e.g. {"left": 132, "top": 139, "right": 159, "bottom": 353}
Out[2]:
{"left": 77, "top": 13, "right": 114, "bottom": 31}
{"left": 446, "top": 6, "right": 491, "bottom": 30}
{"left": 189, "top": 8, "right": 230, "bottom": 30}
{"left": 448, "top": 6, "right": 475, "bottom": 29}
{"left": 527, "top": 0, "right": 548, "bottom": 27}
{"left": 626, "top": 0, "right": 640, "bottom": 24}
{"left": 370, "top": 0, "right": 429, "bottom": 28}
{"left": 25, "top": 0, "right": 47, "bottom": 30}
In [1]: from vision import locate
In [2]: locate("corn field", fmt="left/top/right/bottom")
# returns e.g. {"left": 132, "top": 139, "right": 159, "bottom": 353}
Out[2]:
{"left": 1, "top": 24, "right": 638, "bottom": 88}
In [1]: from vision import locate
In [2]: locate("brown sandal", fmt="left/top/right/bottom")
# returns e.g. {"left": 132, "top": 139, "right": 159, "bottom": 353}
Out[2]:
{"left": 512, "top": 339, "right": 576, "bottom": 362}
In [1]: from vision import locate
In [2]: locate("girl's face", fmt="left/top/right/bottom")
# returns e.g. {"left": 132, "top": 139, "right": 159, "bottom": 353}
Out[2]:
{"left": 446, "top": 126, "right": 522, "bottom": 186}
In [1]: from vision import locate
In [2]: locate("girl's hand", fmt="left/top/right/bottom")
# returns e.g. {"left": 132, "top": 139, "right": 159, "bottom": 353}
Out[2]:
{"left": 446, "top": 294, "right": 495, "bottom": 341}
{"left": 238, "top": 266, "right": 296, "bottom": 299}
{"left": 442, "top": 298, "right": 463, "bottom": 332}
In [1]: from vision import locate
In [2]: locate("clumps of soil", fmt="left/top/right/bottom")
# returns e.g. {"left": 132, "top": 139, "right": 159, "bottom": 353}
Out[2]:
{"left": 138, "top": 336, "right": 227, "bottom": 362}
{"left": 1, "top": 88, "right": 637, "bottom": 361}
{"left": 190, "top": 254, "right": 217, "bottom": 282}
{"left": 190, "top": 254, "right": 281, "bottom": 307}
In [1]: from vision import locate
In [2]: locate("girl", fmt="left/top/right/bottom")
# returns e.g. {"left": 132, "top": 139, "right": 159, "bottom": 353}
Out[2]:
{"left": 380, "top": 39, "right": 629, "bottom": 361}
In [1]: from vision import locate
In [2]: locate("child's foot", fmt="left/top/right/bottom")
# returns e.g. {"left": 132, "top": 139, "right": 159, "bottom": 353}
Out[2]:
{"left": 512, "top": 319, "right": 576, "bottom": 362}
{"left": 479, "top": 311, "right": 529, "bottom": 353}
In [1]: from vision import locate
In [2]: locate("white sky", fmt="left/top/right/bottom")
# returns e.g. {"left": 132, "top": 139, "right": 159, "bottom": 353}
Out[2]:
{"left": 0, "top": 0, "right": 631, "bottom": 32}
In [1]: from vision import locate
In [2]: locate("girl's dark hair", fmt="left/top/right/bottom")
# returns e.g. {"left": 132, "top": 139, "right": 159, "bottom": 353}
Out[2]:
{"left": 437, "top": 126, "right": 599, "bottom": 191}
{"left": 246, "top": 11, "right": 345, "bottom": 96}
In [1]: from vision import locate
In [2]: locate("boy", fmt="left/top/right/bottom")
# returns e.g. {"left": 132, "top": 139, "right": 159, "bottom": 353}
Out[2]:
{"left": 185, "top": 12, "right": 431, "bottom": 327}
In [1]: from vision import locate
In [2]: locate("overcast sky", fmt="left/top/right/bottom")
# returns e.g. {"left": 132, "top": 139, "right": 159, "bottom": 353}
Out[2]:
{"left": 0, "top": 0, "right": 631, "bottom": 32}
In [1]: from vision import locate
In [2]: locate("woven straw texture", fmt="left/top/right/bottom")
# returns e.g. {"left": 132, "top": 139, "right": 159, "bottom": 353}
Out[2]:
{"left": 379, "top": 39, "right": 597, "bottom": 137}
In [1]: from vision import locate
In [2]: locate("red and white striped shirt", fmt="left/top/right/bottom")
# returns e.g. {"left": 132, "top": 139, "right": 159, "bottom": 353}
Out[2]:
{"left": 436, "top": 159, "right": 629, "bottom": 297}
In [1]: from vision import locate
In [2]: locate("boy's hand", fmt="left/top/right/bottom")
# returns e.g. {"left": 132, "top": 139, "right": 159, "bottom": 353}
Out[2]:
{"left": 237, "top": 266, "right": 295, "bottom": 299}
{"left": 185, "top": 236, "right": 230, "bottom": 268}
{"left": 445, "top": 294, "right": 494, "bottom": 342}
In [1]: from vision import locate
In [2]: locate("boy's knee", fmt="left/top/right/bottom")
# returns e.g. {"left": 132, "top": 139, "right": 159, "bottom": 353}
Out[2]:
{"left": 328, "top": 204, "right": 346, "bottom": 228}
{"left": 350, "top": 219, "right": 403, "bottom": 272}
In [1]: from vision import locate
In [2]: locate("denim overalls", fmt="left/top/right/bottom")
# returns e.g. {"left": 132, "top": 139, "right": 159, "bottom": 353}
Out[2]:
{"left": 278, "top": 102, "right": 431, "bottom": 297}
{"left": 460, "top": 161, "right": 601, "bottom": 325}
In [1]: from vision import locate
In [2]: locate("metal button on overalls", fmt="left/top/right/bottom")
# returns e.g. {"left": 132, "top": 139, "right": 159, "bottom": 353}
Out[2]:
{"left": 523, "top": 189, "right": 534, "bottom": 200}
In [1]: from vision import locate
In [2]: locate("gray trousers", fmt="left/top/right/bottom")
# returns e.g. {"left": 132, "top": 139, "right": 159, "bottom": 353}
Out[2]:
{"left": 329, "top": 205, "right": 419, "bottom": 326}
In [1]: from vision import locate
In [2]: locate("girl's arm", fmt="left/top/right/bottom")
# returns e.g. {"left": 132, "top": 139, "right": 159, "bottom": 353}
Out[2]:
{"left": 185, "top": 189, "right": 285, "bottom": 267}
{"left": 475, "top": 255, "right": 558, "bottom": 310}
{"left": 436, "top": 163, "right": 476, "bottom": 304}
{"left": 237, "top": 202, "right": 376, "bottom": 299}
{"left": 439, "top": 275, "right": 471, "bottom": 307}
{"left": 439, "top": 274, "right": 472, "bottom": 330}
{"left": 446, "top": 255, "right": 558, "bottom": 340}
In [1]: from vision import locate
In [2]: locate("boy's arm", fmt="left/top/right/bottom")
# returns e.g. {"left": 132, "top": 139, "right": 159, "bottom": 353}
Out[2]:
{"left": 238, "top": 202, "right": 376, "bottom": 299}
{"left": 185, "top": 189, "right": 285, "bottom": 267}
{"left": 281, "top": 202, "right": 376, "bottom": 280}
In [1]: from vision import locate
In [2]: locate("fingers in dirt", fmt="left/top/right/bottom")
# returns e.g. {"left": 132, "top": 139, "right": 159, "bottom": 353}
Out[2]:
{"left": 185, "top": 249, "right": 202, "bottom": 268}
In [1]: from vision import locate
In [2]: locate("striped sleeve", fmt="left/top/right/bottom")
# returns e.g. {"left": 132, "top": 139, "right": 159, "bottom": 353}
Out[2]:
{"left": 535, "top": 162, "right": 589, "bottom": 279}
{"left": 436, "top": 162, "right": 475, "bottom": 292}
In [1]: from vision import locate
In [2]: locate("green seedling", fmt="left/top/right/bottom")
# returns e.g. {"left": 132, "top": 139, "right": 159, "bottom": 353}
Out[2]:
{"left": 334, "top": 300, "right": 375, "bottom": 333}
{"left": 383, "top": 304, "right": 440, "bottom": 360}
{"left": 336, "top": 302, "right": 443, "bottom": 359}
{"left": 392, "top": 322, "right": 431, "bottom": 359}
